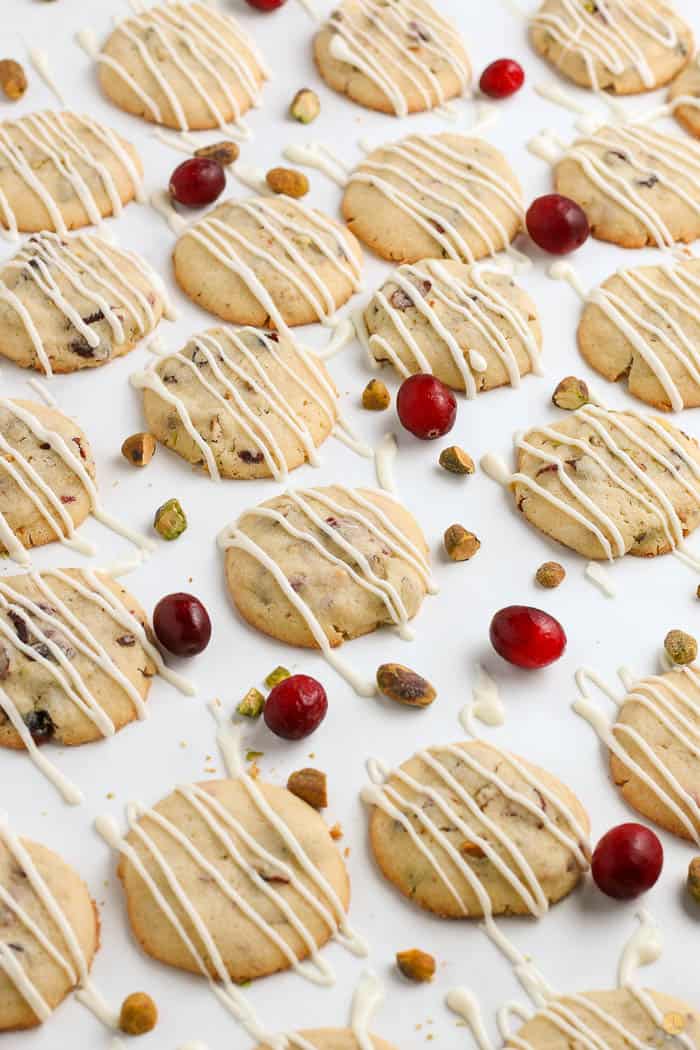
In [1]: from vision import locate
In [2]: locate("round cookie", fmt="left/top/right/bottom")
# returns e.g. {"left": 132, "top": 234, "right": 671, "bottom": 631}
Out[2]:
{"left": 509, "top": 989, "right": 700, "bottom": 1050}
{"left": 0, "top": 111, "right": 143, "bottom": 236}
{"left": 257, "top": 1031, "right": 397, "bottom": 1050}
{"left": 0, "top": 568, "right": 155, "bottom": 751}
{"left": 511, "top": 405, "right": 700, "bottom": 561}
{"left": 172, "top": 196, "right": 363, "bottom": 330}
{"left": 554, "top": 124, "right": 700, "bottom": 249}
{"left": 668, "top": 58, "right": 700, "bottom": 139}
{"left": 0, "top": 399, "right": 96, "bottom": 559}
{"left": 366, "top": 739, "right": 590, "bottom": 920}
{"left": 0, "top": 826, "right": 99, "bottom": 1032}
{"left": 313, "top": 0, "right": 470, "bottom": 117}
{"left": 342, "top": 133, "right": 523, "bottom": 264}
{"left": 96, "top": 1, "right": 268, "bottom": 132}
{"left": 607, "top": 667, "right": 700, "bottom": 842}
{"left": 117, "top": 778, "right": 350, "bottom": 982}
{"left": 530, "top": 0, "right": 693, "bottom": 95}
{"left": 0, "top": 232, "right": 168, "bottom": 375}
{"left": 136, "top": 326, "right": 339, "bottom": 480}
{"left": 363, "top": 260, "right": 542, "bottom": 393}
{"left": 578, "top": 257, "right": 700, "bottom": 412}
{"left": 222, "top": 486, "right": 431, "bottom": 649}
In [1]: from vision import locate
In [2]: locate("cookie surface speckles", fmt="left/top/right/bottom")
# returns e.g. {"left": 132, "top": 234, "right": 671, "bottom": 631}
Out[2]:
{"left": 668, "top": 59, "right": 700, "bottom": 139}
{"left": 343, "top": 133, "right": 523, "bottom": 264}
{"left": 314, "top": 0, "right": 470, "bottom": 116}
{"left": 172, "top": 196, "right": 363, "bottom": 329}
{"left": 530, "top": 0, "right": 693, "bottom": 95}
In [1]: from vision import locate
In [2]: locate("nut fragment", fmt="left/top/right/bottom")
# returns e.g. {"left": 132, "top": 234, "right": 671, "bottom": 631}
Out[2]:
{"left": 287, "top": 767, "right": 328, "bottom": 809}
{"left": 396, "top": 949, "right": 436, "bottom": 983}
{"left": 120, "top": 992, "right": 158, "bottom": 1036}
{"left": 153, "top": 498, "right": 187, "bottom": 541}
{"left": 688, "top": 857, "right": 700, "bottom": 903}
{"left": 121, "top": 432, "right": 156, "bottom": 468}
{"left": 552, "top": 376, "right": 589, "bottom": 411}
{"left": 460, "top": 840, "right": 486, "bottom": 858}
{"left": 439, "top": 445, "right": 474, "bottom": 475}
{"left": 362, "top": 378, "right": 391, "bottom": 411}
{"left": 266, "top": 167, "right": 309, "bottom": 198}
{"left": 535, "top": 561, "right": 566, "bottom": 589}
{"left": 265, "top": 665, "right": 291, "bottom": 688}
{"left": 376, "top": 663, "right": 436, "bottom": 707}
{"left": 194, "top": 140, "right": 239, "bottom": 166}
{"left": 290, "top": 88, "right": 321, "bottom": 124}
{"left": 664, "top": 629, "right": 698, "bottom": 666}
{"left": 443, "top": 524, "right": 480, "bottom": 562}
{"left": 0, "top": 60, "right": 27, "bottom": 101}
{"left": 237, "top": 688, "right": 265, "bottom": 718}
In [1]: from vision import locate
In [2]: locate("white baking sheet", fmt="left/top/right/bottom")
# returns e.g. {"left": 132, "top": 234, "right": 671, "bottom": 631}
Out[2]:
{"left": 3, "top": 1, "right": 700, "bottom": 1047}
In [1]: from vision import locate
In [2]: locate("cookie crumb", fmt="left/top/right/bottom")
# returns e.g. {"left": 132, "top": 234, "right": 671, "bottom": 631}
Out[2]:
{"left": 552, "top": 376, "right": 589, "bottom": 411}
{"left": 535, "top": 561, "right": 566, "bottom": 588}
{"left": 290, "top": 88, "right": 320, "bottom": 123}
{"left": 266, "top": 167, "right": 309, "bottom": 198}
{"left": 287, "top": 768, "right": 328, "bottom": 809}
{"left": 362, "top": 378, "right": 391, "bottom": 411}
{"left": 439, "top": 445, "right": 474, "bottom": 475}
{"left": 443, "top": 525, "right": 480, "bottom": 562}
{"left": 396, "top": 949, "right": 436, "bottom": 983}
{"left": 664, "top": 629, "right": 697, "bottom": 666}
{"left": 0, "top": 59, "right": 27, "bottom": 101}
{"left": 119, "top": 992, "right": 158, "bottom": 1035}
{"left": 376, "top": 663, "right": 436, "bottom": 708}
{"left": 121, "top": 432, "right": 156, "bottom": 468}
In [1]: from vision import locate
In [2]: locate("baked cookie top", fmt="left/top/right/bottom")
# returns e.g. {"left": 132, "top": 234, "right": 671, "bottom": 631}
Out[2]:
{"left": 363, "top": 260, "right": 542, "bottom": 394}
{"left": 364, "top": 739, "right": 590, "bottom": 919}
{"left": 256, "top": 1031, "right": 397, "bottom": 1050}
{"left": 578, "top": 257, "right": 700, "bottom": 412}
{"left": 342, "top": 133, "right": 523, "bottom": 264}
{"left": 530, "top": 0, "right": 693, "bottom": 95}
{"left": 508, "top": 988, "right": 700, "bottom": 1050}
{"left": 313, "top": 0, "right": 470, "bottom": 117}
{"left": 173, "top": 196, "right": 363, "bottom": 331}
{"left": 95, "top": 1, "right": 269, "bottom": 132}
{"left": 0, "top": 111, "right": 143, "bottom": 236}
{"left": 0, "top": 232, "right": 169, "bottom": 376}
{"left": 114, "top": 777, "right": 351, "bottom": 983}
{"left": 220, "top": 485, "right": 432, "bottom": 652}
{"left": 135, "top": 326, "right": 339, "bottom": 481}
{"left": 668, "top": 56, "right": 700, "bottom": 139}
{"left": 554, "top": 123, "right": 700, "bottom": 249}
{"left": 0, "top": 819, "right": 99, "bottom": 1032}
{"left": 511, "top": 405, "right": 700, "bottom": 561}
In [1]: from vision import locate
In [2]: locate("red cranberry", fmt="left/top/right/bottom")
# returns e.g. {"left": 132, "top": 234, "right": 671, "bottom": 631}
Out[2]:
{"left": 592, "top": 823, "right": 663, "bottom": 900}
{"left": 169, "top": 158, "right": 226, "bottom": 208}
{"left": 479, "top": 59, "right": 525, "bottom": 99}
{"left": 264, "top": 674, "right": 327, "bottom": 740}
{"left": 245, "top": 0, "right": 287, "bottom": 8}
{"left": 490, "top": 605, "right": 566, "bottom": 669}
{"left": 396, "top": 374, "right": 457, "bottom": 440}
{"left": 153, "top": 593, "right": 212, "bottom": 657}
{"left": 526, "top": 194, "right": 590, "bottom": 255}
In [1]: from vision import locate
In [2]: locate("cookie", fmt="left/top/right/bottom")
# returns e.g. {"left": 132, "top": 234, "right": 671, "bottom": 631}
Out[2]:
{"left": 220, "top": 486, "right": 432, "bottom": 652}
{"left": 668, "top": 58, "right": 700, "bottom": 138}
{"left": 577, "top": 257, "right": 700, "bottom": 412}
{"left": 509, "top": 989, "right": 700, "bottom": 1050}
{"left": 0, "top": 111, "right": 143, "bottom": 236}
{"left": 510, "top": 405, "right": 700, "bottom": 561}
{"left": 0, "top": 232, "right": 169, "bottom": 376}
{"left": 313, "top": 0, "right": 470, "bottom": 117}
{"left": 554, "top": 124, "right": 700, "bottom": 249}
{"left": 135, "top": 326, "right": 339, "bottom": 481}
{"left": 342, "top": 133, "right": 523, "bottom": 264}
{"left": 0, "top": 818, "right": 99, "bottom": 1032}
{"left": 363, "top": 260, "right": 542, "bottom": 394}
{"left": 530, "top": 0, "right": 693, "bottom": 95}
{"left": 256, "top": 1031, "right": 396, "bottom": 1050}
{"left": 364, "top": 739, "right": 590, "bottom": 919}
{"left": 113, "top": 777, "right": 351, "bottom": 983}
{"left": 95, "top": 1, "right": 268, "bottom": 132}
{"left": 172, "top": 196, "right": 363, "bottom": 330}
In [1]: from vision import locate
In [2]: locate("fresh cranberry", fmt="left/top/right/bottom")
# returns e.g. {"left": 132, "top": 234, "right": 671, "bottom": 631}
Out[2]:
{"left": 153, "top": 593, "right": 212, "bottom": 657}
{"left": 526, "top": 194, "right": 590, "bottom": 255}
{"left": 490, "top": 605, "right": 566, "bottom": 669}
{"left": 169, "top": 158, "right": 226, "bottom": 208}
{"left": 245, "top": 0, "right": 287, "bottom": 8}
{"left": 396, "top": 374, "right": 457, "bottom": 440}
{"left": 264, "top": 674, "right": 327, "bottom": 740}
{"left": 592, "top": 823, "right": 663, "bottom": 900}
{"left": 479, "top": 59, "right": 525, "bottom": 99}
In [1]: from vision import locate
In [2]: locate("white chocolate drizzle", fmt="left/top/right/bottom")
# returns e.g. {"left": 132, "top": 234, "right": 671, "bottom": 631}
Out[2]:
{"left": 218, "top": 486, "right": 436, "bottom": 696}
{"left": 27, "top": 49, "right": 66, "bottom": 106}
{"left": 574, "top": 664, "right": 700, "bottom": 845}
{"left": 0, "top": 231, "right": 169, "bottom": 377}
{"left": 283, "top": 142, "right": 351, "bottom": 187}
{"left": 375, "top": 433, "right": 398, "bottom": 494}
{"left": 324, "top": 0, "right": 470, "bottom": 118}
{"left": 349, "top": 134, "right": 525, "bottom": 265}
{"left": 584, "top": 561, "right": 617, "bottom": 598}
{"left": 0, "top": 110, "right": 144, "bottom": 239}
{"left": 365, "top": 259, "right": 541, "bottom": 394}
{"left": 461, "top": 664, "right": 505, "bottom": 733}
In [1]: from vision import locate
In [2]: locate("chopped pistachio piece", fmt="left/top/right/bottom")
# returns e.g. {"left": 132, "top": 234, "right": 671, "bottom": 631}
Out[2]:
{"left": 153, "top": 498, "right": 187, "bottom": 541}
{"left": 290, "top": 88, "right": 320, "bottom": 123}
{"left": 443, "top": 524, "right": 480, "bottom": 562}
{"left": 120, "top": 993, "right": 158, "bottom": 1036}
{"left": 237, "top": 688, "right": 265, "bottom": 718}
{"left": 535, "top": 561, "right": 566, "bottom": 588}
{"left": 287, "top": 767, "right": 328, "bottom": 808}
{"left": 396, "top": 948, "right": 436, "bottom": 983}
{"left": 0, "top": 59, "right": 27, "bottom": 101}
{"left": 122, "top": 432, "right": 156, "bottom": 467}
{"left": 194, "top": 141, "right": 239, "bottom": 166}
{"left": 665, "top": 629, "right": 698, "bottom": 666}
{"left": 265, "top": 665, "right": 291, "bottom": 688}
{"left": 688, "top": 857, "right": 700, "bottom": 903}
{"left": 266, "top": 167, "right": 309, "bottom": 198}
{"left": 376, "top": 663, "right": 436, "bottom": 707}
{"left": 552, "top": 376, "right": 589, "bottom": 411}
{"left": 439, "top": 445, "right": 474, "bottom": 475}
{"left": 362, "top": 378, "right": 391, "bottom": 411}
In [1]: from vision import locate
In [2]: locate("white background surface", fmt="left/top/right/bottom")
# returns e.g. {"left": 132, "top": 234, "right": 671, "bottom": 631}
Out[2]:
{"left": 3, "top": 1, "right": 700, "bottom": 1048}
